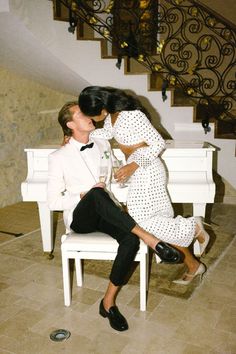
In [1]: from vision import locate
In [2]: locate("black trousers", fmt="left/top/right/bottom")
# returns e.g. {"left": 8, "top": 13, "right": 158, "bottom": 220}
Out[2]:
{"left": 70, "top": 188, "right": 140, "bottom": 286}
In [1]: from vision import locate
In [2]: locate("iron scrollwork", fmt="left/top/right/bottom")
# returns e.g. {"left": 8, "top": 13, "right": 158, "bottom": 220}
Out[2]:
{"left": 55, "top": 0, "right": 236, "bottom": 131}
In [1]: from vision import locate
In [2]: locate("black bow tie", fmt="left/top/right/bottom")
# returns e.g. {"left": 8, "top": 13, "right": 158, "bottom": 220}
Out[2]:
{"left": 80, "top": 142, "right": 94, "bottom": 151}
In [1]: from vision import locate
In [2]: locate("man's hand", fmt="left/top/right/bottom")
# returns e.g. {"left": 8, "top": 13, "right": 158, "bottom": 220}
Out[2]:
{"left": 114, "top": 162, "right": 139, "bottom": 182}
{"left": 80, "top": 182, "right": 105, "bottom": 199}
{"left": 93, "top": 182, "right": 106, "bottom": 189}
{"left": 80, "top": 192, "right": 87, "bottom": 199}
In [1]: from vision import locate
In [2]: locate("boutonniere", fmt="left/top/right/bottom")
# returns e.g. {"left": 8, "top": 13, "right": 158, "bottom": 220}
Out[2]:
{"left": 103, "top": 150, "right": 110, "bottom": 159}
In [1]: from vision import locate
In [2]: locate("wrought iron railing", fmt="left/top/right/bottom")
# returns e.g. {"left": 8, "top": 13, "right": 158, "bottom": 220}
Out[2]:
{"left": 54, "top": 0, "right": 236, "bottom": 132}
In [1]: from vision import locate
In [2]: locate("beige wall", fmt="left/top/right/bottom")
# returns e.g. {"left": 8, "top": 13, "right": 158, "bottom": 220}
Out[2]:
{"left": 0, "top": 67, "right": 75, "bottom": 207}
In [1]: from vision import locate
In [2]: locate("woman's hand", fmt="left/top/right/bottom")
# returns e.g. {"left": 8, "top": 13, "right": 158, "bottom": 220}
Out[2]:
{"left": 93, "top": 182, "right": 106, "bottom": 189}
{"left": 115, "top": 162, "right": 138, "bottom": 182}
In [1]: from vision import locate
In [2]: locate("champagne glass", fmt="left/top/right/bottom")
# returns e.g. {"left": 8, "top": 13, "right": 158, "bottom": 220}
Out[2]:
{"left": 99, "top": 165, "right": 108, "bottom": 183}
{"left": 112, "top": 159, "right": 127, "bottom": 188}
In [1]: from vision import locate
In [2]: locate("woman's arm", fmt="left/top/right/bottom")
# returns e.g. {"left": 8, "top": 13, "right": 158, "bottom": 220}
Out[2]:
{"left": 90, "top": 116, "right": 114, "bottom": 139}
{"left": 114, "top": 142, "right": 146, "bottom": 181}
{"left": 127, "top": 111, "right": 166, "bottom": 168}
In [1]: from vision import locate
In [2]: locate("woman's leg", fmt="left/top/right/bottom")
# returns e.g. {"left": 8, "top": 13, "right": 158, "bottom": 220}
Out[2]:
{"left": 173, "top": 245, "right": 206, "bottom": 283}
{"left": 175, "top": 245, "right": 200, "bottom": 273}
{"left": 72, "top": 187, "right": 181, "bottom": 263}
{"left": 127, "top": 159, "right": 174, "bottom": 224}
{"left": 193, "top": 217, "right": 211, "bottom": 257}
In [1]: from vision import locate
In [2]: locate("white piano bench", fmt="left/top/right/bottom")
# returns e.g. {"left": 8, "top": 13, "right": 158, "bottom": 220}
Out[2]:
{"left": 61, "top": 232, "right": 149, "bottom": 311}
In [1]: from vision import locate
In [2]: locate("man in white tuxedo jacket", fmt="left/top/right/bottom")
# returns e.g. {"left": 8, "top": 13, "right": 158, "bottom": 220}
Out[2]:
{"left": 47, "top": 101, "right": 180, "bottom": 332}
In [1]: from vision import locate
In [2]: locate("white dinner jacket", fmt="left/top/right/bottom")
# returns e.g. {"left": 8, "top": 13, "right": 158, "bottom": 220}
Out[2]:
{"left": 47, "top": 137, "right": 113, "bottom": 230}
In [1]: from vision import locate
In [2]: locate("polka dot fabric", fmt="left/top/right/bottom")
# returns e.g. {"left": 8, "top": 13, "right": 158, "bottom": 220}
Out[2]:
{"left": 127, "top": 159, "right": 195, "bottom": 247}
{"left": 91, "top": 110, "right": 196, "bottom": 247}
{"left": 91, "top": 111, "right": 166, "bottom": 168}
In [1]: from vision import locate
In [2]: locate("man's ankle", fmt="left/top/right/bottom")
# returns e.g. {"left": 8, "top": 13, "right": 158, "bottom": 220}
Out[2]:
{"left": 103, "top": 299, "right": 114, "bottom": 311}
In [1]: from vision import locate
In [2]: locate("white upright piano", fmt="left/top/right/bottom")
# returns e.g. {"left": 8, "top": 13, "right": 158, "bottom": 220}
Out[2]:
{"left": 21, "top": 140, "right": 216, "bottom": 254}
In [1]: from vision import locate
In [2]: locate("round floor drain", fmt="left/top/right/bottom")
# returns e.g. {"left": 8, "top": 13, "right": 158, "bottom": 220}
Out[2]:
{"left": 50, "top": 329, "right": 71, "bottom": 342}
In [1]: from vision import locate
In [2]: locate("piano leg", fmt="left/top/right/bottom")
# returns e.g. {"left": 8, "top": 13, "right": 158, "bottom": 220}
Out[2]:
{"left": 193, "top": 203, "right": 206, "bottom": 217}
{"left": 37, "top": 201, "right": 54, "bottom": 254}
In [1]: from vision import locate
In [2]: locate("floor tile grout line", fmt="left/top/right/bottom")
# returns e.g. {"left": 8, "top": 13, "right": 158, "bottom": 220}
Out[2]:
{"left": 0, "top": 217, "right": 64, "bottom": 248}
{"left": 0, "top": 228, "right": 42, "bottom": 247}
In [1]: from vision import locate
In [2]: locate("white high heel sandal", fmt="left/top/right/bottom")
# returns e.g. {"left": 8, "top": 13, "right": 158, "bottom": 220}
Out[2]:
{"left": 193, "top": 216, "right": 210, "bottom": 257}
{"left": 173, "top": 263, "right": 206, "bottom": 285}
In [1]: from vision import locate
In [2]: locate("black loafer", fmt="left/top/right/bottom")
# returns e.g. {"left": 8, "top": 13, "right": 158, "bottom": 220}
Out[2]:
{"left": 155, "top": 241, "right": 182, "bottom": 264}
{"left": 99, "top": 300, "right": 128, "bottom": 331}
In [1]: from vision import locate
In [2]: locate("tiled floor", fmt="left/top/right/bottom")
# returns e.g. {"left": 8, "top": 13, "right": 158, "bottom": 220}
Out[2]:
{"left": 0, "top": 203, "right": 235, "bottom": 354}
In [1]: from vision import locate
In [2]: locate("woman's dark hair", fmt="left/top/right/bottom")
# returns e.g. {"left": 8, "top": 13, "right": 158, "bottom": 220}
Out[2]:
{"left": 78, "top": 86, "right": 143, "bottom": 116}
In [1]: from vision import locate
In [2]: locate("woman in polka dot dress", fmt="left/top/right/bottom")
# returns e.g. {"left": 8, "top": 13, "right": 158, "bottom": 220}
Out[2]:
{"left": 79, "top": 86, "right": 210, "bottom": 284}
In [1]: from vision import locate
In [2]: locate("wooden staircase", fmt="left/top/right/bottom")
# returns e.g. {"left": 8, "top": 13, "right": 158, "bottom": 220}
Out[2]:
{"left": 51, "top": 0, "right": 236, "bottom": 140}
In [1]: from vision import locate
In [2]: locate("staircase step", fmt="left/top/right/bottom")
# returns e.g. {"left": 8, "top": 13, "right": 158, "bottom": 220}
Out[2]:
{"left": 77, "top": 19, "right": 95, "bottom": 40}
{"left": 215, "top": 118, "right": 236, "bottom": 139}
{"left": 171, "top": 87, "right": 195, "bottom": 107}
{"left": 53, "top": 0, "right": 69, "bottom": 21}
{"left": 194, "top": 101, "right": 225, "bottom": 122}
{"left": 51, "top": 0, "right": 236, "bottom": 141}
{"left": 125, "top": 58, "right": 150, "bottom": 75}
{"left": 149, "top": 72, "right": 164, "bottom": 91}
